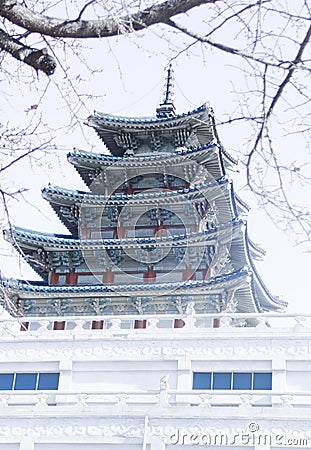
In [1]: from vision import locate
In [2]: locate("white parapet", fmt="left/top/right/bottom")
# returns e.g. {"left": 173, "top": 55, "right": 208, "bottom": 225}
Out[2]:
{"left": 0, "top": 310, "right": 310, "bottom": 449}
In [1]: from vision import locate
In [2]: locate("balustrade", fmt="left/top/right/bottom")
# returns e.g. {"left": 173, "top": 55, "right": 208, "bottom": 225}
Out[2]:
{"left": 0, "top": 312, "right": 309, "bottom": 336}
{"left": 0, "top": 388, "right": 309, "bottom": 410}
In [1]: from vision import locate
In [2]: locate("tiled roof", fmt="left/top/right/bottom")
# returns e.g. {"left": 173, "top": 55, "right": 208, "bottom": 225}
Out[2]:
{"left": 2, "top": 267, "right": 250, "bottom": 295}
{"left": 4, "top": 219, "right": 241, "bottom": 250}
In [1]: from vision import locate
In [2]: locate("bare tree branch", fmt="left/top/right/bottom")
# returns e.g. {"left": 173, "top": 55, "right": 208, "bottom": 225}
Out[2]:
{"left": 0, "top": 145, "right": 45, "bottom": 172}
{"left": 0, "top": 0, "right": 217, "bottom": 38}
{"left": 246, "top": 21, "right": 311, "bottom": 182}
{"left": 265, "top": 23, "right": 311, "bottom": 119}
{"left": 167, "top": 18, "right": 297, "bottom": 69}
{"left": 0, "top": 27, "right": 56, "bottom": 74}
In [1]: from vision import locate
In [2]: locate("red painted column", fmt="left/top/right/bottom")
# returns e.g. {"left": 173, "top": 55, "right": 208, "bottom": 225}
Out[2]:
{"left": 67, "top": 269, "right": 78, "bottom": 285}
{"left": 115, "top": 223, "right": 126, "bottom": 239}
{"left": 174, "top": 319, "right": 185, "bottom": 328}
{"left": 50, "top": 270, "right": 59, "bottom": 285}
{"left": 125, "top": 185, "right": 133, "bottom": 195}
{"left": 213, "top": 318, "right": 220, "bottom": 328}
{"left": 80, "top": 223, "right": 89, "bottom": 239}
{"left": 53, "top": 321, "right": 66, "bottom": 330}
{"left": 103, "top": 269, "right": 114, "bottom": 284}
{"left": 92, "top": 320, "right": 104, "bottom": 330}
{"left": 155, "top": 223, "right": 168, "bottom": 238}
{"left": 144, "top": 267, "right": 156, "bottom": 282}
{"left": 182, "top": 267, "right": 195, "bottom": 281}
{"left": 134, "top": 320, "right": 147, "bottom": 329}
{"left": 157, "top": 222, "right": 164, "bottom": 232}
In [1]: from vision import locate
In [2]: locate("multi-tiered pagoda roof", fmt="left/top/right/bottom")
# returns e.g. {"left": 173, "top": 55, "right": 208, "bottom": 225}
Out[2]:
{"left": 1, "top": 91, "right": 286, "bottom": 318}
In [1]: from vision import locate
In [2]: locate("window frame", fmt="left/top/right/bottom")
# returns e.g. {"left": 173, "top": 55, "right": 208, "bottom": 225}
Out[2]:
{"left": 192, "top": 371, "right": 272, "bottom": 391}
{"left": 0, "top": 372, "right": 60, "bottom": 391}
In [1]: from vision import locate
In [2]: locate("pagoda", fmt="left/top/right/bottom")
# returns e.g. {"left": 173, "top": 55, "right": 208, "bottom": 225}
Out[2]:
{"left": 1, "top": 68, "right": 286, "bottom": 320}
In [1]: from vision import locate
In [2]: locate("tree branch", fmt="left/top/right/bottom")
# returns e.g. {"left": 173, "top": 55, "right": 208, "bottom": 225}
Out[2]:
{"left": 246, "top": 21, "right": 311, "bottom": 179}
{"left": 265, "top": 22, "right": 311, "bottom": 119}
{"left": 0, "top": 0, "right": 217, "bottom": 38}
{"left": 0, "top": 27, "right": 56, "bottom": 74}
{"left": 167, "top": 18, "right": 291, "bottom": 69}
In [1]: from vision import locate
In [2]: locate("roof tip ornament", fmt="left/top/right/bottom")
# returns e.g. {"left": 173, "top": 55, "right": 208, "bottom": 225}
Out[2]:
{"left": 156, "top": 63, "right": 176, "bottom": 118}
{"left": 163, "top": 63, "right": 174, "bottom": 105}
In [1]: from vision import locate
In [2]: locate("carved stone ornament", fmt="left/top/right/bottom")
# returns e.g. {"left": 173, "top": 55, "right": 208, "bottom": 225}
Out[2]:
{"left": 0, "top": 337, "right": 310, "bottom": 360}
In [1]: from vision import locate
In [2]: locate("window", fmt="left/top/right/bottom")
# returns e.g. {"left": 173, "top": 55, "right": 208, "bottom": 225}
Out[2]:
{"left": 0, "top": 374, "right": 14, "bottom": 390}
{"left": 0, "top": 373, "right": 60, "bottom": 391}
{"left": 233, "top": 373, "right": 252, "bottom": 390}
{"left": 15, "top": 374, "right": 37, "bottom": 390}
{"left": 253, "top": 372, "right": 272, "bottom": 390}
{"left": 213, "top": 372, "right": 231, "bottom": 390}
{"left": 193, "top": 372, "right": 272, "bottom": 390}
{"left": 38, "top": 373, "right": 60, "bottom": 390}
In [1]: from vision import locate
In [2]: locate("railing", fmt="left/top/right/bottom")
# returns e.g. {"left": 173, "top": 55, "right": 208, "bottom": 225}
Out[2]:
{"left": 0, "top": 310, "right": 310, "bottom": 337}
{"left": 0, "top": 388, "right": 310, "bottom": 409}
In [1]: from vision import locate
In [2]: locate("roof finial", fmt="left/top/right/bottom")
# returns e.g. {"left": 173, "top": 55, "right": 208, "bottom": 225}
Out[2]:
{"left": 163, "top": 63, "right": 174, "bottom": 105}
{"left": 156, "top": 63, "right": 176, "bottom": 118}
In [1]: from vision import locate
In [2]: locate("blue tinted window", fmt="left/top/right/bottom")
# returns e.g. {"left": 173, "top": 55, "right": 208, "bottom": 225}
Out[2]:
{"left": 14, "top": 373, "right": 37, "bottom": 390}
{"left": 233, "top": 373, "right": 252, "bottom": 390}
{"left": 0, "top": 374, "right": 14, "bottom": 390}
{"left": 253, "top": 373, "right": 272, "bottom": 390}
{"left": 213, "top": 372, "right": 231, "bottom": 390}
{"left": 38, "top": 373, "right": 59, "bottom": 390}
{"left": 193, "top": 372, "right": 211, "bottom": 390}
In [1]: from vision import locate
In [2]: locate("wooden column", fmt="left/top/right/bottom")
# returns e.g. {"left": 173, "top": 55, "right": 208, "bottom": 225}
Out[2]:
{"left": 50, "top": 269, "right": 59, "bottom": 285}
{"left": 116, "top": 223, "right": 126, "bottom": 239}
{"left": 213, "top": 318, "right": 220, "bottom": 328}
{"left": 67, "top": 269, "right": 77, "bottom": 285}
{"left": 103, "top": 268, "right": 114, "bottom": 283}
{"left": 144, "top": 266, "right": 156, "bottom": 282}
{"left": 182, "top": 267, "right": 195, "bottom": 281}
{"left": 53, "top": 321, "right": 66, "bottom": 330}
{"left": 174, "top": 319, "right": 185, "bottom": 328}
{"left": 92, "top": 320, "right": 104, "bottom": 330}
{"left": 134, "top": 320, "right": 147, "bottom": 329}
{"left": 81, "top": 228, "right": 89, "bottom": 239}
{"left": 155, "top": 223, "right": 167, "bottom": 238}
{"left": 125, "top": 185, "right": 133, "bottom": 195}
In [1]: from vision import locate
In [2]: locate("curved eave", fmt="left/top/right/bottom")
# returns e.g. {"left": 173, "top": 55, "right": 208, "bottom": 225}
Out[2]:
{"left": 2, "top": 267, "right": 250, "bottom": 298}
{"left": 43, "top": 178, "right": 236, "bottom": 233}
{"left": 86, "top": 104, "right": 216, "bottom": 156}
{"left": 47, "top": 206, "right": 77, "bottom": 236}
{"left": 233, "top": 282, "right": 261, "bottom": 314}
{"left": 230, "top": 225, "right": 286, "bottom": 311}
{"left": 67, "top": 142, "right": 227, "bottom": 188}
{"left": 235, "top": 193, "right": 250, "bottom": 215}
{"left": 251, "top": 266, "right": 287, "bottom": 311}
{"left": 43, "top": 176, "right": 229, "bottom": 206}
{"left": 231, "top": 193, "right": 264, "bottom": 260}
{"left": 222, "top": 146, "right": 238, "bottom": 169}
{"left": 89, "top": 103, "right": 208, "bottom": 127}
{"left": 248, "top": 238, "right": 266, "bottom": 260}
{"left": 4, "top": 219, "right": 242, "bottom": 252}
{"left": 68, "top": 143, "right": 217, "bottom": 167}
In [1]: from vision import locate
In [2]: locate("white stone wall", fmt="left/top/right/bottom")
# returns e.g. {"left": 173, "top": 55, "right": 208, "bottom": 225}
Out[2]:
{"left": 0, "top": 312, "right": 311, "bottom": 449}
